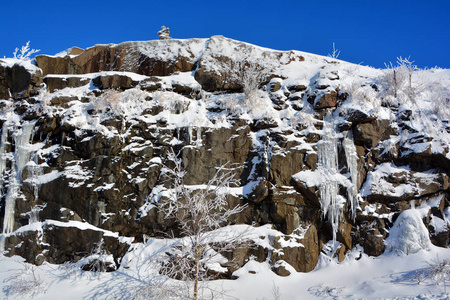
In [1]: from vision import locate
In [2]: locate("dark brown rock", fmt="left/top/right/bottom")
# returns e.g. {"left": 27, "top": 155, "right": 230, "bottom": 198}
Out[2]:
{"left": 353, "top": 119, "right": 397, "bottom": 148}
{"left": 45, "top": 75, "right": 91, "bottom": 92}
{"left": 0, "top": 62, "right": 43, "bottom": 99}
{"left": 4, "top": 221, "right": 131, "bottom": 266}
{"left": 271, "top": 224, "right": 320, "bottom": 273}
{"left": 314, "top": 91, "right": 338, "bottom": 109}
{"left": 92, "top": 73, "right": 140, "bottom": 90}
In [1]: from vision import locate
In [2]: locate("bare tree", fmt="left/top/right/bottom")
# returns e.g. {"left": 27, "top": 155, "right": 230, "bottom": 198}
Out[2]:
{"left": 156, "top": 149, "right": 248, "bottom": 299}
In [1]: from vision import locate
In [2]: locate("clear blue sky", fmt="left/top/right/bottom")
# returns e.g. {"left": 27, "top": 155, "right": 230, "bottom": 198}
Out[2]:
{"left": 1, "top": 0, "right": 449, "bottom": 69}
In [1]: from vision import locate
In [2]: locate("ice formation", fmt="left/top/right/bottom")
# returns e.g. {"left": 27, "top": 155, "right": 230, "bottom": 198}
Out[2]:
{"left": 318, "top": 111, "right": 343, "bottom": 243}
{"left": 385, "top": 208, "right": 432, "bottom": 255}
{"left": 2, "top": 121, "right": 36, "bottom": 239}
{"left": 343, "top": 131, "right": 359, "bottom": 218}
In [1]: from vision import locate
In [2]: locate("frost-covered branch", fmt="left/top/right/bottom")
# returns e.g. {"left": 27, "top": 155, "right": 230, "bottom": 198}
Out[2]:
{"left": 13, "top": 41, "right": 40, "bottom": 61}
{"left": 327, "top": 42, "right": 340, "bottom": 59}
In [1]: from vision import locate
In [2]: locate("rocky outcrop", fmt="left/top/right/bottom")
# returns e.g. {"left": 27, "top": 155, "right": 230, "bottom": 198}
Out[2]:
{"left": 0, "top": 60, "right": 43, "bottom": 99}
{"left": 3, "top": 221, "right": 132, "bottom": 267}
{"left": 35, "top": 39, "right": 207, "bottom": 77}
{"left": 271, "top": 224, "right": 319, "bottom": 275}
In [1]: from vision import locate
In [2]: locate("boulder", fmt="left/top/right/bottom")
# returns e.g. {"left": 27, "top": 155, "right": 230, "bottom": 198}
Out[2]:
{"left": 181, "top": 121, "right": 252, "bottom": 185}
{"left": 314, "top": 91, "right": 338, "bottom": 109}
{"left": 361, "top": 163, "right": 449, "bottom": 203}
{"left": 194, "top": 35, "right": 304, "bottom": 92}
{"left": 269, "top": 187, "right": 307, "bottom": 234}
{"left": 92, "top": 73, "right": 140, "bottom": 90}
{"left": 0, "top": 61, "right": 43, "bottom": 99}
{"left": 45, "top": 75, "right": 91, "bottom": 92}
{"left": 271, "top": 224, "right": 320, "bottom": 273}
{"left": 353, "top": 119, "right": 397, "bottom": 148}
{"left": 3, "top": 221, "right": 132, "bottom": 266}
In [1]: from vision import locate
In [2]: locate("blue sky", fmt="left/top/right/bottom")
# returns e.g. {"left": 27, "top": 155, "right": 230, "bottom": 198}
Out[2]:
{"left": 1, "top": 0, "right": 449, "bottom": 69}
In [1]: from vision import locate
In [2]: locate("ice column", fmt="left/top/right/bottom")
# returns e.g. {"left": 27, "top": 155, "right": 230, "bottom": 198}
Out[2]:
{"left": 318, "top": 111, "right": 343, "bottom": 243}
{"left": 196, "top": 127, "right": 202, "bottom": 146}
{"left": 2, "top": 121, "right": 36, "bottom": 236}
{"left": 343, "top": 131, "right": 359, "bottom": 219}
{"left": 27, "top": 157, "right": 43, "bottom": 202}
{"left": 0, "top": 122, "right": 8, "bottom": 178}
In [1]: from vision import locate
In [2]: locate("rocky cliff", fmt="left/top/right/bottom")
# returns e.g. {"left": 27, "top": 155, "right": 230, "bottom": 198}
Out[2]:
{"left": 0, "top": 36, "right": 449, "bottom": 276}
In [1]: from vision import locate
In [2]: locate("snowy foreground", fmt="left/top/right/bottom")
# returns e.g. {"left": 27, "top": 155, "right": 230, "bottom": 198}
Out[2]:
{"left": 0, "top": 234, "right": 449, "bottom": 299}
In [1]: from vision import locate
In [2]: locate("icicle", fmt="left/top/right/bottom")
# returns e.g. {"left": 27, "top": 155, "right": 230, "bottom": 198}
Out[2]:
{"left": 317, "top": 110, "right": 341, "bottom": 244}
{"left": 2, "top": 121, "right": 36, "bottom": 238}
{"left": 29, "top": 204, "right": 45, "bottom": 224}
{"left": 14, "top": 121, "right": 36, "bottom": 176}
{"left": 318, "top": 112, "right": 338, "bottom": 172}
{"left": 2, "top": 166, "right": 18, "bottom": 235}
{"left": 27, "top": 158, "right": 43, "bottom": 202}
{"left": 0, "top": 122, "right": 9, "bottom": 177}
{"left": 0, "top": 123, "right": 9, "bottom": 252}
{"left": 187, "top": 126, "right": 193, "bottom": 144}
{"left": 196, "top": 127, "right": 202, "bottom": 146}
{"left": 343, "top": 130, "right": 359, "bottom": 219}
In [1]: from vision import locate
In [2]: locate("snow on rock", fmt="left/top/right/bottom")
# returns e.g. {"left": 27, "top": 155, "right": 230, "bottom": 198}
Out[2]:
{"left": 360, "top": 163, "right": 447, "bottom": 202}
{"left": 385, "top": 208, "right": 432, "bottom": 255}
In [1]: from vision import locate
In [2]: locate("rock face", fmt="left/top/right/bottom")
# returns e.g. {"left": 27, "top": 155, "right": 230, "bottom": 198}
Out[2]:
{"left": 0, "top": 60, "right": 42, "bottom": 99}
{"left": 0, "top": 36, "right": 449, "bottom": 277}
{"left": 4, "top": 221, "right": 131, "bottom": 267}
{"left": 35, "top": 39, "right": 207, "bottom": 77}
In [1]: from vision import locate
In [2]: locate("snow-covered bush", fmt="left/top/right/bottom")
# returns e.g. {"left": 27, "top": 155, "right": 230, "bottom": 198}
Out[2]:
{"left": 327, "top": 42, "right": 340, "bottom": 59}
{"left": 92, "top": 89, "right": 121, "bottom": 116}
{"left": 289, "top": 111, "right": 316, "bottom": 130}
{"left": 3, "top": 263, "right": 47, "bottom": 298}
{"left": 416, "top": 257, "right": 450, "bottom": 293}
{"left": 218, "top": 91, "right": 273, "bottom": 118}
{"left": 428, "top": 80, "right": 450, "bottom": 120}
{"left": 225, "top": 47, "right": 272, "bottom": 103}
{"left": 378, "top": 57, "right": 417, "bottom": 107}
{"left": 78, "top": 239, "right": 116, "bottom": 273}
{"left": 91, "top": 88, "right": 151, "bottom": 118}
{"left": 342, "top": 80, "right": 380, "bottom": 108}
{"left": 385, "top": 209, "right": 431, "bottom": 255}
{"left": 155, "top": 91, "right": 191, "bottom": 114}
{"left": 12, "top": 41, "right": 40, "bottom": 61}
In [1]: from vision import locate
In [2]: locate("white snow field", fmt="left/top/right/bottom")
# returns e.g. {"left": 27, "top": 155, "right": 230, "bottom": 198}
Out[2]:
{"left": 0, "top": 222, "right": 449, "bottom": 299}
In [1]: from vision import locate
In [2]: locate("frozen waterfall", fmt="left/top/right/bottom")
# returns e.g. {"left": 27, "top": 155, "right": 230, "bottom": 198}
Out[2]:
{"left": 343, "top": 131, "right": 359, "bottom": 219}
{"left": 318, "top": 112, "right": 343, "bottom": 243}
{"left": 1, "top": 121, "right": 37, "bottom": 241}
{"left": 318, "top": 112, "right": 360, "bottom": 244}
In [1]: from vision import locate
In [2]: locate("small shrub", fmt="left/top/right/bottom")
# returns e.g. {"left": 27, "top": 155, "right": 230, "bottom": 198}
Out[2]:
{"left": 3, "top": 263, "right": 47, "bottom": 299}
{"left": 416, "top": 257, "right": 450, "bottom": 293}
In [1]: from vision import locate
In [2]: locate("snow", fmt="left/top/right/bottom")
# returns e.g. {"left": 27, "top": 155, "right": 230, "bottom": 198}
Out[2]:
{"left": 0, "top": 223, "right": 449, "bottom": 299}
{"left": 385, "top": 208, "right": 432, "bottom": 255}
{"left": 0, "top": 57, "right": 41, "bottom": 73}
{"left": 360, "top": 163, "right": 440, "bottom": 199}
